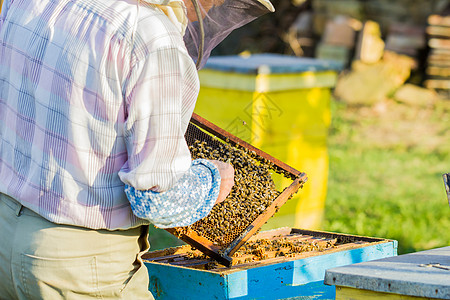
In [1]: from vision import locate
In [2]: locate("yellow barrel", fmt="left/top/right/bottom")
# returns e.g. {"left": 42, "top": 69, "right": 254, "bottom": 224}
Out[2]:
{"left": 195, "top": 54, "right": 340, "bottom": 230}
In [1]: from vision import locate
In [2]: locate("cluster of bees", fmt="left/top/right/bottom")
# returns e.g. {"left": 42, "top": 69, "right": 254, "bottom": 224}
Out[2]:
{"left": 185, "top": 139, "right": 283, "bottom": 246}
{"left": 232, "top": 237, "right": 337, "bottom": 263}
{"left": 179, "top": 236, "right": 337, "bottom": 270}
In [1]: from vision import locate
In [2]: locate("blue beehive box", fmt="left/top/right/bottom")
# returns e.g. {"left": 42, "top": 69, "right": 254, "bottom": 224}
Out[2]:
{"left": 143, "top": 228, "right": 397, "bottom": 299}
{"left": 324, "top": 246, "right": 450, "bottom": 299}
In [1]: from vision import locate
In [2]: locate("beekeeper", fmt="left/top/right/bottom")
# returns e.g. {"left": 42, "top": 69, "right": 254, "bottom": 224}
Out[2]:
{"left": 0, "top": 0, "right": 273, "bottom": 298}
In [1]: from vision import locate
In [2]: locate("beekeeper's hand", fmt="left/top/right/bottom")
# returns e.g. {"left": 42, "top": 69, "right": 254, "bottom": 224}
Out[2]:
{"left": 209, "top": 160, "right": 234, "bottom": 204}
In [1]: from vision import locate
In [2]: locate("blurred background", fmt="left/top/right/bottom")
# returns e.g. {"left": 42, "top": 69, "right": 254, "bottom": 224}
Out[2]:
{"left": 2, "top": 0, "right": 446, "bottom": 255}
{"left": 151, "top": 0, "right": 450, "bottom": 256}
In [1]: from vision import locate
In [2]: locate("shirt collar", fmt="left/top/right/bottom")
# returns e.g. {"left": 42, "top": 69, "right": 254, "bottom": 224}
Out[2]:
{"left": 142, "top": 0, "right": 188, "bottom": 35}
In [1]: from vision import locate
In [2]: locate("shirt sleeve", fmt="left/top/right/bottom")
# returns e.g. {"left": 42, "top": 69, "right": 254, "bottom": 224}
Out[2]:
{"left": 118, "top": 43, "right": 199, "bottom": 192}
{"left": 118, "top": 12, "right": 210, "bottom": 227}
{"left": 124, "top": 159, "right": 220, "bottom": 228}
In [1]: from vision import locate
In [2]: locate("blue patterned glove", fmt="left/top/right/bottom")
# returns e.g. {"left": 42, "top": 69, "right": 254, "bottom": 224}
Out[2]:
{"left": 125, "top": 159, "right": 220, "bottom": 228}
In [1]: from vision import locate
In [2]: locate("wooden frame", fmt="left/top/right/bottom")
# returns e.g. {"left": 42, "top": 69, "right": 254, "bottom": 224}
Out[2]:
{"left": 444, "top": 173, "right": 450, "bottom": 206}
{"left": 165, "top": 114, "right": 307, "bottom": 266}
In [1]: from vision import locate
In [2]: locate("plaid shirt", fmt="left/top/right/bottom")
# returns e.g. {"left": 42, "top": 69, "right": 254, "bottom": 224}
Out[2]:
{"left": 0, "top": 0, "right": 218, "bottom": 229}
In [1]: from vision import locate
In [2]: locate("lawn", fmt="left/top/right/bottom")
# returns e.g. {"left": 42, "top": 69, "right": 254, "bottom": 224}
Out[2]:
{"left": 148, "top": 95, "right": 450, "bottom": 254}
{"left": 323, "top": 98, "right": 450, "bottom": 254}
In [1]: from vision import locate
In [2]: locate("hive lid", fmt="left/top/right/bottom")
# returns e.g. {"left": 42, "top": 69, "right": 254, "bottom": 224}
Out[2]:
{"left": 324, "top": 246, "right": 450, "bottom": 299}
{"left": 202, "top": 53, "right": 343, "bottom": 74}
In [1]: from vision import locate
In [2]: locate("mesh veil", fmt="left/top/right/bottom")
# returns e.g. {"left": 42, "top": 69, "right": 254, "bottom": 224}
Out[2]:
{"left": 183, "top": 0, "right": 274, "bottom": 69}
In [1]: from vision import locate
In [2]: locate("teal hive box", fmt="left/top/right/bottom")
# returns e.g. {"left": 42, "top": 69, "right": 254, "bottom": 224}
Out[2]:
{"left": 143, "top": 228, "right": 397, "bottom": 299}
{"left": 324, "top": 246, "right": 450, "bottom": 299}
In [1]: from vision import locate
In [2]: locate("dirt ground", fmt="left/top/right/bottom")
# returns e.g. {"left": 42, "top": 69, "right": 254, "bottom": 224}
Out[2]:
{"left": 332, "top": 97, "right": 450, "bottom": 155}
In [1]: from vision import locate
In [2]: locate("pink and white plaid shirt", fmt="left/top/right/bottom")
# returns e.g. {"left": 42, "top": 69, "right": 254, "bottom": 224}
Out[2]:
{"left": 0, "top": 0, "right": 200, "bottom": 229}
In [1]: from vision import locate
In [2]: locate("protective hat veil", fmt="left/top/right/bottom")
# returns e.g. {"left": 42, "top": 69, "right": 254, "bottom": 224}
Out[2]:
{"left": 184, "top": 0, "right": 275, "bottom": 69}
{"left": 140, "top": 0, "right": 274, "bottom": 69}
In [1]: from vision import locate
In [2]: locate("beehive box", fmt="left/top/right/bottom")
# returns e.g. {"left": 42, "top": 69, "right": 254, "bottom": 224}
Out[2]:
{"left": 195, "top": 54, "right": 342, "bottom": 230}
{"left": 325, "top": 246, "right": 450, "bottom": 299}
{"left": 143, "top": 228, "right": 397, "bottom": 300}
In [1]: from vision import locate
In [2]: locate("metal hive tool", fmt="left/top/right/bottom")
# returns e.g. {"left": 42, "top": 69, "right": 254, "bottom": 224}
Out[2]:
{"left": 444, "top": 173, "right": 450, "bottom": 206}
{"left": 165, "top": 113, "right": 307, "bottom": 267}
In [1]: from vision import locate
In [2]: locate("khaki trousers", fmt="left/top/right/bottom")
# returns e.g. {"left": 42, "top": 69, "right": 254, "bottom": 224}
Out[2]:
{"left": 0, "top": 193, "right": 154, "bottom": 299}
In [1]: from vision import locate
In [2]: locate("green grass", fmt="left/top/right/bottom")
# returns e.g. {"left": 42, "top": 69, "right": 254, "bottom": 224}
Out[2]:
{"left": 323, "top": 99, "right": 450, "bottom": 254}
{"left": 147, "top": 98, "right": 450, "bottom": 255}
{"left": 148, "top": 226, "right": 186, "bottom": 250}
